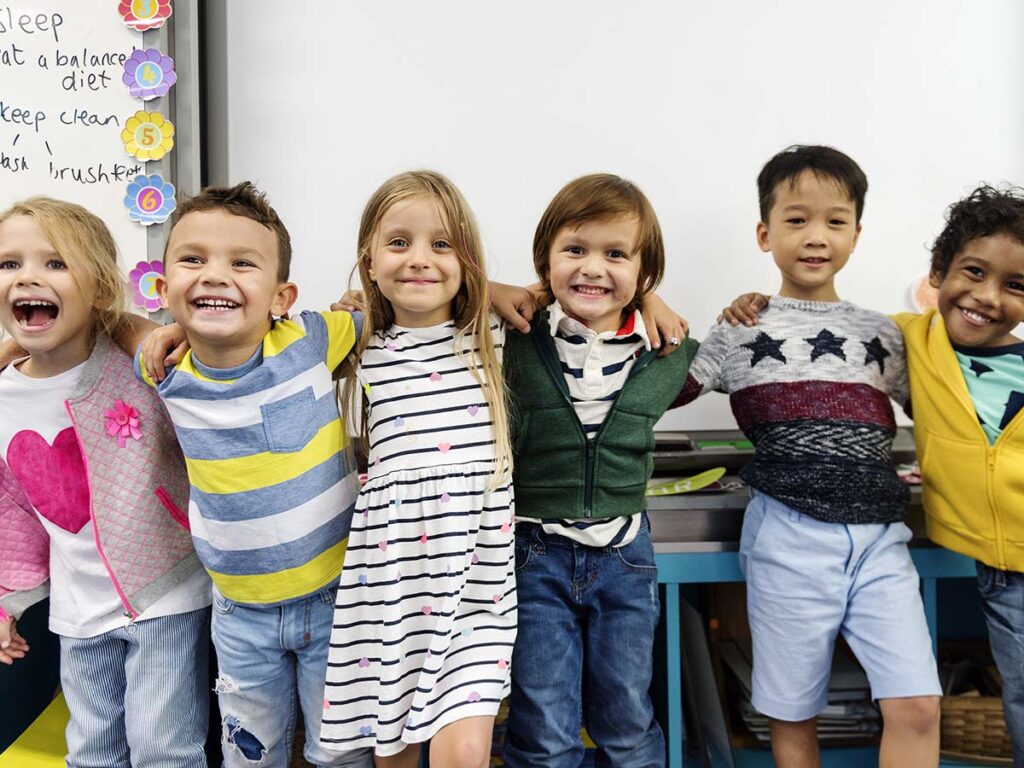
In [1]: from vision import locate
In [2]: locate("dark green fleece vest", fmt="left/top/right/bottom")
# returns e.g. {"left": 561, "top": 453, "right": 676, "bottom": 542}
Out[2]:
{"left": 504, "top": 313, "right": 698, "bottom": 519}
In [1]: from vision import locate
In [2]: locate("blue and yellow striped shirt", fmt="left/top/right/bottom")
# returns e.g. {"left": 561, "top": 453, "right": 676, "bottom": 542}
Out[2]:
{"left": 137, "top": 311, "right": 358, "bottom": 605}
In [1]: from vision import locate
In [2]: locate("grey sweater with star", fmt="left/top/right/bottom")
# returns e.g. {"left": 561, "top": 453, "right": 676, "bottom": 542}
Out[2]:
{"left": 678, "top": 297, "right": 910, "bottom": 524}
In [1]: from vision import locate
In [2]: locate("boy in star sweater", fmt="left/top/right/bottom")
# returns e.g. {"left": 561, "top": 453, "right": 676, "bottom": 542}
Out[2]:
{"left": 677, "top": 146, "right": 941, "bottom": 768}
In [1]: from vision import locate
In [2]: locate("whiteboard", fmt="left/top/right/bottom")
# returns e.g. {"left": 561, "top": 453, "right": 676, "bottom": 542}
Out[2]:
{"left": 211, "top": 0, "right": 1024, "bottom": 429}
{"left": 0, "top": 2, "right": 151, "bottom": 272}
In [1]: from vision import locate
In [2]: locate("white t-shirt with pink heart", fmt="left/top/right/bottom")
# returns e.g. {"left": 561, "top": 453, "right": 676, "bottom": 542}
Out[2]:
{"left": 0, "top": 360, "right": 210, "bottom": 638}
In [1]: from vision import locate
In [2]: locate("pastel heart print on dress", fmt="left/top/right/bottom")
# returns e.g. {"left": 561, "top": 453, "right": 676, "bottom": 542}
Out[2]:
{"left": 462, "top": 627, "right": 474, "bottom": 638}
{"left": 358, "top": 657, "right": 370, "bottom": 668}
{"left": 471, "top": 553, "right": 480, "bottom": 565}
{"left": 500, "top": 521, "right": 511, "bottom": 533}
{"left": 420, "top": 533, "right": 428, "bottom": 544}
{"left": 359, "top": 726, "right": 372, "bottom": 736}
{"left": 440, "top": 492, "right": 451, "bottom": 504}
{"left": 422, "top": 605, "right": 432, "bottom": 615}
{"left": 429, "top": 372, "right": 442, "bottom": 382}
{"left": 322, "top": 698, "right": 330, "bottom": 710}
{"left": 386, "top": 342, "right": 397, "bottom": 351}
{"left": 467, "top": 405, "right": 479, "bottom": 416}
{"left": 498, "top": 659, "right": 509, "bottom": 669}
{"left": 358, "top": 574, "right": 368, "bottom": 585}
{"left": 378, "top": 540, "right": 388, "bottom": 551}
{"left": 437, "top": 443, "right": 451, "bottom": 453}
{"left": 8, "top": 428, "right": 90, "bottom": 534}
{"left": 394, "top": 416, "right": 405, "bottom": 428}
{"left": 492, "top": 594, "right": 502, "bottom": 603}
{"left": 467, "top": 692, "right": 482, "bottom": 703}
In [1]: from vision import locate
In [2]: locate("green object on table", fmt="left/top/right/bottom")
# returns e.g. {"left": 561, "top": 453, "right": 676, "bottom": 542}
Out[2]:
{"left": 695, "top": 439, "right": 754, "bottom": 450}
{"left": 646, "top": 467, "right": 727, "bottom": 496}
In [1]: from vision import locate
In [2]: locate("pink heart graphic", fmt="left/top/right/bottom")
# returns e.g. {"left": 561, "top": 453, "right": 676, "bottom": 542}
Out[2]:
{"left": 378, "top": 540, "right": 388, "bottom": 551}
{"left": 322, "top": 698, "right": 331, "bottom": 710}
{"left": 492, "top": 594, "right": 502, "bottom": 603}
{"left": 386, "top": 343, "right": 398, "bottom": 351}
{"left": 440, "top": 492, "right": 451, "bottom": 503}
{"left": 497, "top": 659, "right": 508, "bottom": 669}
{"left": 8, "top": 428, "right": 89, "bottom": 534}
{"left": 422, "top": 605, "right": 432, "bottom": 615}
{"left": 358, "top": 657, "right": 370, "bottom": 668}
{"left": 420, "top": 533, "right": 428, "bottom": 544}
{"left": 467, "top": 691, "right": 481, "bottom": 703}
{"left": 437, "top": 443, "right": 451, "bottom": 453}
{"left": 429, "top": 372, "right": 442, "bottom": 382}
{"left": 500, "top": 521, "right": 511, "bottom": 533}
{"left": 471, "top": 553, "right": 480, "bottom": 565}
{"left": 467, "top": 405, "right": 479, "bottom": 416}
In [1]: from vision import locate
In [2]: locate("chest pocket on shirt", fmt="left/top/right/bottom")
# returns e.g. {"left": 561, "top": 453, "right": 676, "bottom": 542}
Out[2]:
{"left": 262, "top": 387, "right": 317, "bottom": 453}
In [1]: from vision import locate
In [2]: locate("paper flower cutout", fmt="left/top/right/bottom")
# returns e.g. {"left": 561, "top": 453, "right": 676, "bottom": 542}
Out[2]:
{"left": 121, "top": 111, "right": 175, "bottom": 161}
{"left": 129, "top": 260, "right": 164, "bottom": 311}
{"left": 119, "top": 0, "right": 173, "bottom": 31}
{"left": 105, "top": 401, "right": 142, "bottom": 448}
{"left": 122, "top": 48, "right": 177, "bottom": 101}
{"left": 124, "top": 174, "right": 176, "bottom": 226}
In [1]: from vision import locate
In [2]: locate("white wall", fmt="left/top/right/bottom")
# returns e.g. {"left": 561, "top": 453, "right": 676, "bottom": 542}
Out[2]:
{"left": 216, "top": 0, "right": 1024, "bottom": 429}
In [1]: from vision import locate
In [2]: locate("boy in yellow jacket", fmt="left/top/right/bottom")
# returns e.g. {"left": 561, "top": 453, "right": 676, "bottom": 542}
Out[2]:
{"left": 893, "top": 185, "right": 1024, "bottom": 760}
{"left": 725, "top": 184, "right": 1024, "bottom": 760}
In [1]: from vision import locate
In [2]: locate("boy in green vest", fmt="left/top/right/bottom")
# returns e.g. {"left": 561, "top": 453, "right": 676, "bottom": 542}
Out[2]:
{"left": 502, "top": 174, "right": 697, "bottom": 768}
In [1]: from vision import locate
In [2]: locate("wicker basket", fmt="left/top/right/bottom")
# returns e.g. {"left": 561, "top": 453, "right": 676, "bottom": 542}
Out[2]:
{"left": 941, "top": 695, "right": 1013, "bottom": 764}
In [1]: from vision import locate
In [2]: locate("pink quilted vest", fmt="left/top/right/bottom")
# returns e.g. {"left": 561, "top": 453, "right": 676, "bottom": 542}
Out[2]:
{"left": 0, "top": 335, "right": 205, "bottom": 621}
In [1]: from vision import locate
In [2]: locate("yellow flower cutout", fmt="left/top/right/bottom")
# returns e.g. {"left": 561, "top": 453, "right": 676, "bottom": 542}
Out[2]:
{"left": 121, "top": 111, "right": 175, "bottom": 161}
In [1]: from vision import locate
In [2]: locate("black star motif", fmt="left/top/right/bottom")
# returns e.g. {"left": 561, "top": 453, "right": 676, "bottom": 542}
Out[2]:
{"left": 862, "top": 336, "right": 891, "bottom": 374}
{"left": 741, "top": 332, "right": 787, "bottom": 367}
{"left": 1000, "top": 391, "right": 1024, "bottom": 430}
{"left": 969, "top": 359, "right": 993, "bottom": 377}
{"left": 804, "top": 329, "right": 847, "bottom": 362}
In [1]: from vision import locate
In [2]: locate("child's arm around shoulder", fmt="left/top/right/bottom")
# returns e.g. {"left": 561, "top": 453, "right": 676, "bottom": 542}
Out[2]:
{"left": 316, "top": 308, "right": 361, "bottom": 374}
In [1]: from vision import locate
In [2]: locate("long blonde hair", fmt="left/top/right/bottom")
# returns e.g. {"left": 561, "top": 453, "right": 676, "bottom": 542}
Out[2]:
{"left": 343, "top": 170, "right": 512, "bottom": 486}
{"left": 0, "top": 197, "right": 128, "bottom": 341}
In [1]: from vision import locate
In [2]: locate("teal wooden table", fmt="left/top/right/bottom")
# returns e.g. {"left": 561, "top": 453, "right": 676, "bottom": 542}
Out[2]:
{"left": 655, "top": 547, "right": 978, "bottom": 768}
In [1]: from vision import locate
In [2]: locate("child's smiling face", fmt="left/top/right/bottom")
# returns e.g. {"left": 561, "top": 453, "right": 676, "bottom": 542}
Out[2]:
{"left": 932, "top": 232, "right": 1024, "bottom": 348}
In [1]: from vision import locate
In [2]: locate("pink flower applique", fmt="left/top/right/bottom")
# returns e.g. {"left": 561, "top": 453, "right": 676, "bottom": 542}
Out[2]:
{"left": 105, "top": 401, "right": 142, "bottom": 447}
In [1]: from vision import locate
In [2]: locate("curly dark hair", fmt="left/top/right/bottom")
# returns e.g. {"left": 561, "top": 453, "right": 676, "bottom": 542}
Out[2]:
{"left": 930, "top": 184, "right": 1024, "bottom": 279}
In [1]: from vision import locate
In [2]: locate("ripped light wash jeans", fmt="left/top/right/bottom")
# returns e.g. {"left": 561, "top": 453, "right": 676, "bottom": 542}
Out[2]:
{"left": 211, "top": 585, "right": 372, "bottom": 768}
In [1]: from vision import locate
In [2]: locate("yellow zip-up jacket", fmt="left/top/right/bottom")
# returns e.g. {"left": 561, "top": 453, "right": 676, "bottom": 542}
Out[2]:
{"left": 894, "top": 310, "right": 1024, "bottom": 571}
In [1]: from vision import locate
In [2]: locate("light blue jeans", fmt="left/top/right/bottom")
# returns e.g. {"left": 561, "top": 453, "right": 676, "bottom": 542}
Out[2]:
{"left": 976, "top": 562, "right": 1024, "bottom": 766}
{"left": 211, "top": 585, "right": 372, "bottom": 768}
{"left": 60, "top": 607, "right": 210, "bottom": 768}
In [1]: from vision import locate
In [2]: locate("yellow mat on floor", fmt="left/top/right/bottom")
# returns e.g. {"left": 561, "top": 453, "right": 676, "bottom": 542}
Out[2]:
{"left": 0, "top": 693, "right": 67, "bottom": 766}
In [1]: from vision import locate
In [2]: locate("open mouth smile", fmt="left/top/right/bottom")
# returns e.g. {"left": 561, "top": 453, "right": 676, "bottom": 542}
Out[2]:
{"left": 572, "top": 285, "right": 611, "bottom": 297}
{"left": 192, "top": 297, "right": 240, "bottom": 312}
{"left": 12, "top": 298, "right": 59, "bottom": 329}
{"left": 957, "top": 306, "right": 994, "bottom": 326}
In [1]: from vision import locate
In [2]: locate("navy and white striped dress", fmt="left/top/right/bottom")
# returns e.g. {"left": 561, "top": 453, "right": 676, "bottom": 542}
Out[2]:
{"left": 321, "top": 320, "right": 516, "bottom": 757}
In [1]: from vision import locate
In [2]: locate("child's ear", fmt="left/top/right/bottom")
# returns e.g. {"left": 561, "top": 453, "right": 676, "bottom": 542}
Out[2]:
{"left": 755, "top": 222, "right": 771, "bottom": 253}
{"left": 928, "top": 271, "right": 944, "bottom": 289}
{"left": 851, "top": 222, "right": 862, "bottom": 251}
{"left": 272, "top": 282, "right": 299, "bottom": 317}
{"left": 156, "top": 276, "right": 170, "bottom": 310}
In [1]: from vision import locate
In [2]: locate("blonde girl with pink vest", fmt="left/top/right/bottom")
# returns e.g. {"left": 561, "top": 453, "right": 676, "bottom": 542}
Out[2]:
{"left": 0, "top": 198, "right": 212, "bottom": 767}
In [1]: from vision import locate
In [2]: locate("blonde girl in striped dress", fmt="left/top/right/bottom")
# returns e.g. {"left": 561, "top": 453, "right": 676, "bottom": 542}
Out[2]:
{"left": 320, "top": 171, "right": 515, "bottom": 768}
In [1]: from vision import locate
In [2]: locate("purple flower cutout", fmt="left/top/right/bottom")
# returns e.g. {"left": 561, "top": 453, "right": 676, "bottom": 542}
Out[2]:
{"left": 122, "top": 48, "right": 177, "bottom": 101}
{"left": 129, "top": 260, "right": 164, "bottom": 312}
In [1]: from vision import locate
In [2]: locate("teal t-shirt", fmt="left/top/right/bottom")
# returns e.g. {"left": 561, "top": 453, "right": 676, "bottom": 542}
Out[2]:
{"left": 953, "top": 340, "right": 1024, "bottom": 444}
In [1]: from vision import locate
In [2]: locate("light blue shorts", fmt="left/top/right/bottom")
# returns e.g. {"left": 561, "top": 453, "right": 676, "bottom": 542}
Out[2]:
{"left": 739, "top": 491, "right": 941, "bottom": 722}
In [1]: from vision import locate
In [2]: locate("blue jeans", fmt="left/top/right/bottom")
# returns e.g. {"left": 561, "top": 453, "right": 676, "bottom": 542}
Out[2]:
{"left": 504, "top": 519, "right": 665, "bottom": 768}
{"left": 60, "top": 608, "right": 210, "bottom": 768}
{"left": 976, "top": 562, "right": 1024, "bottom": 766}
{"left": 211, "top": 585, "right": 372, "bottom": 768}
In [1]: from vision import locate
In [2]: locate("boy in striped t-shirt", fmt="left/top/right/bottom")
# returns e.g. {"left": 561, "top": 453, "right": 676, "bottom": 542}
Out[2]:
{"left": 136, "top": 182, "right": 371, "bottom": 768}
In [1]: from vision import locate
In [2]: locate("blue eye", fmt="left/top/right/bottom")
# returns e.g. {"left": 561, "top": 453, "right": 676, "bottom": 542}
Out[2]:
{"left": 433, "top": 239, "right": 452, "bottom": 250}
{"left": 388, "top": 238, "right": 408, "bottom": 248}
{"left": 566, "top": 246, "right": 584, "bottom": 255}
{"left": 608, "top": 250, "right": 627, "bottom": 260}
{"left": 46, "top": 259, "right": 67, "bottom": 270}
